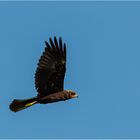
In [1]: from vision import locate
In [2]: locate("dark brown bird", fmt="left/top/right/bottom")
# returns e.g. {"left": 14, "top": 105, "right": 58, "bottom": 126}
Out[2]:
{"left": 9, "top": 37, "right": 78, "bottom": 112}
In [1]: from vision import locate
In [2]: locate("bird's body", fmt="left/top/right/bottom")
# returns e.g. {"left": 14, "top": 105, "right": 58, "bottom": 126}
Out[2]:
{"left": 9, "top": 37, "right": 78, "bottom": 112}
{"left": 38, "top": 90, "right": 75, "bottom": 104}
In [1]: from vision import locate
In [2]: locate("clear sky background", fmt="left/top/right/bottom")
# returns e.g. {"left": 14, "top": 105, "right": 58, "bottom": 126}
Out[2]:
{"left": 0, "top": 1, "right": 140, "bottom": 139}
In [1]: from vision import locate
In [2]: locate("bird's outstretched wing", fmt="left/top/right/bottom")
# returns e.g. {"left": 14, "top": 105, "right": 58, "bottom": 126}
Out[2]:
{"left": 35, "top": 37, "right": 66, "bottom": 96}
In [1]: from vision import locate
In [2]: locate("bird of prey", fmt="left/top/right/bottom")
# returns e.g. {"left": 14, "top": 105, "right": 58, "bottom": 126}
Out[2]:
{"left": 9, "top": 36, "right": 78, "bottom": 112}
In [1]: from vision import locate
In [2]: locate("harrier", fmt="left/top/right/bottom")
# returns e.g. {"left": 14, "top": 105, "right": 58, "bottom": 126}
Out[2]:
{"left": 9, "top": 37, "right": 78, "bottom": 112}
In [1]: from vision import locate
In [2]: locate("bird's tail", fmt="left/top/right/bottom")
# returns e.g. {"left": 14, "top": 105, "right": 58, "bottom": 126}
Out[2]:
{"left": 9, "top": 97, "right": 38, "bottom": 112}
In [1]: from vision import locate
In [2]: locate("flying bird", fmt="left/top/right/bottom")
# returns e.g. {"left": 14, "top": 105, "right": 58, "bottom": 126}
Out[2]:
{"left": 9, "top": 37, "right": 78, "bottom": 112}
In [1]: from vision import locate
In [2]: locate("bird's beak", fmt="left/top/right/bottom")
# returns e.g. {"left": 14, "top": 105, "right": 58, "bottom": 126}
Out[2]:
{"left": 71, "top": 94, "right": 78, "bottom": 98}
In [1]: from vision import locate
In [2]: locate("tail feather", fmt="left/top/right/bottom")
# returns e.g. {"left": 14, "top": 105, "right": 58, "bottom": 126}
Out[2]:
{"left": 9, "top": 97, "right": 38, "bottom": 112}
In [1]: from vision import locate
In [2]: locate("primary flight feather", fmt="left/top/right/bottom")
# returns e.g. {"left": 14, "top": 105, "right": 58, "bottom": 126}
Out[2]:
{"left": 9, "top": 36, "right": 78, "bottom": 112}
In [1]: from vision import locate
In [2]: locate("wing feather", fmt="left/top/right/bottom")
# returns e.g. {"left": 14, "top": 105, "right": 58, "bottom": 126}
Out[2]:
{"left": 35, "top": 37, "right": 66, "bottom": 96}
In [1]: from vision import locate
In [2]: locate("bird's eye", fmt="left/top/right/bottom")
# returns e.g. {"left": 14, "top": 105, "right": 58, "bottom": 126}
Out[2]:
{"left": 71, "top": 92, "right": 75, "bottom": 96}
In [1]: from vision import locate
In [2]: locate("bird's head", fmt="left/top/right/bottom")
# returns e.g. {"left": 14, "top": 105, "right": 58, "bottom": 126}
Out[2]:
{"left": 64, "top": 90, "right": 78, "bottom": 100}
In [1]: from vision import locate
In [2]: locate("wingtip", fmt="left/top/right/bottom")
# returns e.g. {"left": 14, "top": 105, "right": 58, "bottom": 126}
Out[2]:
{"left": 59, "top": 37, "right": 62, "bottom": 42}
{"left": 45, "top": 40, "right": 50, "bottom": 47}
{"left": 49, "top": 37, "right": 53, "bottom": 42}
{"left": 54, "top": 36, "right": 57, "bottom": 40}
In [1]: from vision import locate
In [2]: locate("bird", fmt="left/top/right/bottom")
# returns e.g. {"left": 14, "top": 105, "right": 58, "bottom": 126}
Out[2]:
{"left": 9, "top": 36, "right": 78, "bottom": 112}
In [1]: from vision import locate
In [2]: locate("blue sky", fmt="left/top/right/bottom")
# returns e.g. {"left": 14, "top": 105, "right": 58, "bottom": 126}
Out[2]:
{"left": 0, "top": 1, "right": 140, "bottom": 139}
